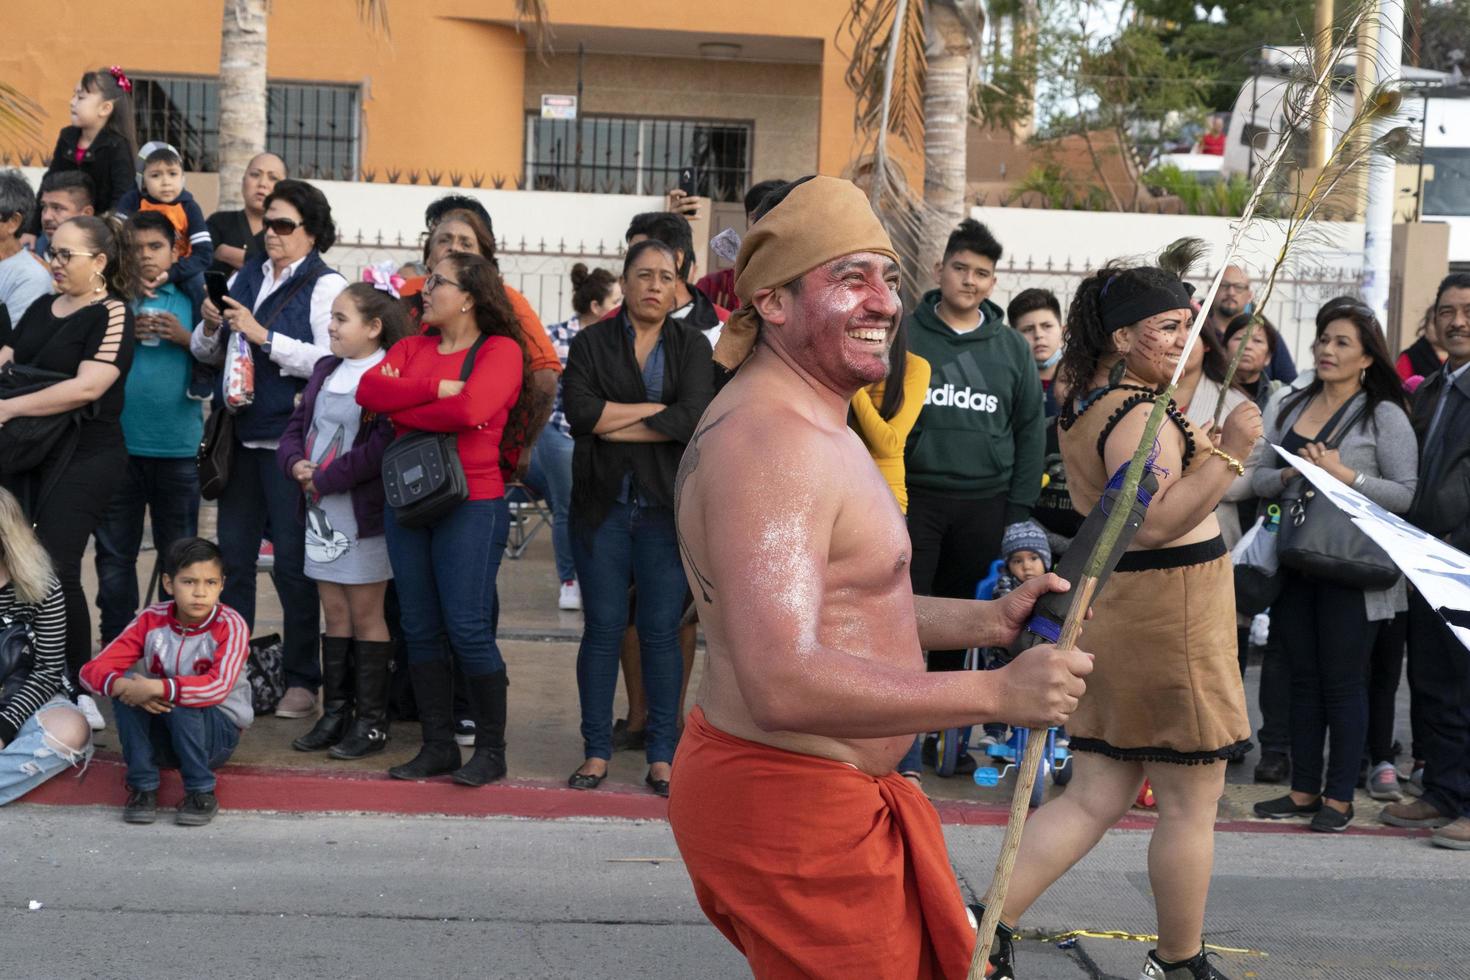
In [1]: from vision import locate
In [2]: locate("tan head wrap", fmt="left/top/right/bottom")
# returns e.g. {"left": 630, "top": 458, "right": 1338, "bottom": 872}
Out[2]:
{"left": 712, "top": 175, "right": 899, "bottom": 370}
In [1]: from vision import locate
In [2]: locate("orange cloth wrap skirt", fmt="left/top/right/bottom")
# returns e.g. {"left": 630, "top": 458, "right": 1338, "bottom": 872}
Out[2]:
{"left": 669, "top": 707, "right": 977, "bottom": 979}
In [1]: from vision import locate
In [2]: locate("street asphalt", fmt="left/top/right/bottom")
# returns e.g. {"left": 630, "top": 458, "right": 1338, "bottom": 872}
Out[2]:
{"left": 3, "top": 805, "right": 1464, "bottom": 979}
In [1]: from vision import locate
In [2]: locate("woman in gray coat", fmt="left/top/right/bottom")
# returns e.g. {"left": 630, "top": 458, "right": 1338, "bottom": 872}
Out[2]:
{"left": 1246, "top": 302, "right": 1417, "bottom": 832}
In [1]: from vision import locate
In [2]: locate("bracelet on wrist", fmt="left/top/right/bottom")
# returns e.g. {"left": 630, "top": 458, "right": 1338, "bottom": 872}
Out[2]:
{"left": 1352, "top": 471, "right": 1367, "bottom": 489}
{"left": 1209, "top": 447, "right": 1245, "bottom": 477}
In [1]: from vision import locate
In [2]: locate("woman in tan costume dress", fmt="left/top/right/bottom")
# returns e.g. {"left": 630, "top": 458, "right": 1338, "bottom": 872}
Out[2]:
{"left": 981, "top": 255, "right": 1264, "bottom": 980}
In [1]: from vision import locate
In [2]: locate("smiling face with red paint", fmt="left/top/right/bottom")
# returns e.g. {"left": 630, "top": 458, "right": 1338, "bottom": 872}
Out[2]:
{"left": 753, "top": 252, "right": 902, "bottom": 395}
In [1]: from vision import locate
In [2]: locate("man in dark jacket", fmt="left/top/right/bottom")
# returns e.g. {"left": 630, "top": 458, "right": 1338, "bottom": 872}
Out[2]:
{"left": 1381, "top": 272, "right": 1470, "bottom": 850}
{"left": 901, "top": 218, "right": 1045, "bottom": 775}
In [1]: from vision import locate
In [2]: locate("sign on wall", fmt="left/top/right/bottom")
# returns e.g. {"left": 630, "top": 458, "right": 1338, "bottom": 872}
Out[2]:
{"left": 540, "top": 94, "right": 578, "bottom": 121}
{"left": 1274, "top": 445, "right": 1470, "bottom": 653}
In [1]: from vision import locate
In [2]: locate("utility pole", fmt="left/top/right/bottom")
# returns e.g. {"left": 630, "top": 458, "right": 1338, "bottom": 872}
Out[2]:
{"left": 1310, "top": 0, "right": 1335, "bottom": 170}
{"left": 1360, "top": 0, "right": 1405, "bottom": 330}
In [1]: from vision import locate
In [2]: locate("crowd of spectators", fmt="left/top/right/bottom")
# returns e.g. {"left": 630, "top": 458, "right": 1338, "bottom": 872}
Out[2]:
{"left": 0, "top": 67, "right": 1466, "bottom": 851}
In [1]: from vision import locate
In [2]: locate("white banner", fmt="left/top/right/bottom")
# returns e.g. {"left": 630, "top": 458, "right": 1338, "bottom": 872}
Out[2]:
{"left": 1273, "top": 445, "right": 1470, "bottom": 653}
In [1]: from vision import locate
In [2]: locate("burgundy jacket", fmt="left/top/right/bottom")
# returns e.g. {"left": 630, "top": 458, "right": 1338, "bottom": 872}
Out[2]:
{"left": 276, "top": 355, "right": 394, "bottom": 537}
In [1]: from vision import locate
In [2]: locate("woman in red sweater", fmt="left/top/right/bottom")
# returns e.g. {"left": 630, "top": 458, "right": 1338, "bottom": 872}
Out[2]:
{"left": 357, "top": 253, "right": 532, "bottom": 787}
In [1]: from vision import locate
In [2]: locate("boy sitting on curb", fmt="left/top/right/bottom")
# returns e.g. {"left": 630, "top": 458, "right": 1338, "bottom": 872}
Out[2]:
{"left": 80, "top": 538, "right": 252, "bottom": 826}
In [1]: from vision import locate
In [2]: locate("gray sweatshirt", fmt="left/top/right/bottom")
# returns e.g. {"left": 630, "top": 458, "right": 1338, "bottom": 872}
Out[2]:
{"left": 1248, "top": 385, "right": 1418, "bottom": 621}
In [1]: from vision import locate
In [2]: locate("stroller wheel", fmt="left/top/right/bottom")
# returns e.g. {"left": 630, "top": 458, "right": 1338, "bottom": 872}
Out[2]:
{"left": 936, "top": 727, "right": 963, "bottom": 777}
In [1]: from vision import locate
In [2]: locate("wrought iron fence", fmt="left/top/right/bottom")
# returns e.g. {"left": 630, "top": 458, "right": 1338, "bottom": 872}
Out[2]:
{"left": 332, "top": 231, "right": 1361, "bottom": 355}
{"left": 331, "top": 231, "right": 626, "bottom": 326}
{"left": 132, "top": 75, "right": 360, "bottom": 180}
{"left": 524, "top": 114, "right": 752, "bottom": 203}
{"left": 992, "top": 256, "right": 1364, "bottom": 368}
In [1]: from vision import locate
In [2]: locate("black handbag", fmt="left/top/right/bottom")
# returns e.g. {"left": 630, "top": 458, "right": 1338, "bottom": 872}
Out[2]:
{"left": 1277, "top": 401, "right": 1401, "bottom": 591}
{"left": 380, "top": 334, "right": 487, "bottom": 529}
{"left": 197, "top": 407, "right": 234, "bottom": 501}
{"left": 0, "top": 359, "right": 93, "bottom": 477}
{"left": 0, "top": 615, "right": 36, "bottom": 710}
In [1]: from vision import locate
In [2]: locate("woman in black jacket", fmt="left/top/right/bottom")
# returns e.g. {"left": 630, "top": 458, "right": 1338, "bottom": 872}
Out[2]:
{"left": 562, "top": 240, "right": 713, "bottom": 796}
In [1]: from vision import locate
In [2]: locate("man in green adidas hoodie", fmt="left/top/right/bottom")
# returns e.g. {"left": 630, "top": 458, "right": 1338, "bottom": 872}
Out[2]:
{"left": 900, "top": 218, "right": 1045, "bottom": 776}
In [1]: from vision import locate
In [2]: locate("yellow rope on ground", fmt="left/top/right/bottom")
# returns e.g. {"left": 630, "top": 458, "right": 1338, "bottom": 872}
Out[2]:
{"left": 1024, "top": 928, "right": 1268, "bottom": 958}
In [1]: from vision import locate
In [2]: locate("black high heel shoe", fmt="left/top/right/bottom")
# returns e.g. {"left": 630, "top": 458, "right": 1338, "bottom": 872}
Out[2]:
{"left": 645, "top": 770, "right": 671, "bottom": 798}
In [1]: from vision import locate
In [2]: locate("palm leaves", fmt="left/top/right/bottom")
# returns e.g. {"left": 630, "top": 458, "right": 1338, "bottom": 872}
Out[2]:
{"left": 0, "top": 82, "right": 44, "bottom": 148}
{"left": 514, "top": 0, "right": 553, "bottom": 56}
{"left": 840, "top": 1, "right": 984, "bottom": 305}
{"left": 354, "top": 0, "right": 391, "bottom": 36}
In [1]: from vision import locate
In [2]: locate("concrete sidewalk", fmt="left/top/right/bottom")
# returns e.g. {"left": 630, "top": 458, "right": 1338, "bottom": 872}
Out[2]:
{"left": 72, "top": 502, "right": 1419, "bottom": 825}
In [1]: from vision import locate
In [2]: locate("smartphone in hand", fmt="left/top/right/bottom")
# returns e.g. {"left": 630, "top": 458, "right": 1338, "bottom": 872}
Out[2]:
{"left": 204, "top": 270, "right": 230, "bottom": 312}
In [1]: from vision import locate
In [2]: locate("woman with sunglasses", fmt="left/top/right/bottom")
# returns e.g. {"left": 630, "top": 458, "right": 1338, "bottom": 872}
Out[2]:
{"left": 0, "top": 216, "right": 136, "bottom": 705}
{"left": 191, "top": 179, "right": 348, "bottom": 723}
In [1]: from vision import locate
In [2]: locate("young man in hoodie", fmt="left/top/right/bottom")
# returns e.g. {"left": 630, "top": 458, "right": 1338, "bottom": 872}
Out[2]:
{"left": 901, "top": 218, "right": 1046, "bottom": 775}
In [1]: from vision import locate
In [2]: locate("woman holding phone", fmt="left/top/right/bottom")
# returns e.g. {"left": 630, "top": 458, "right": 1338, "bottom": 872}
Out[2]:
{"left": 190, "top": 179, "right": 347, "bottom": 721}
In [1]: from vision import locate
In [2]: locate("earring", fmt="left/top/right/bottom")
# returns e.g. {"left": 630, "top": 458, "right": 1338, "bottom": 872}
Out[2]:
{"left": 461, "top": 306, "right": 470, "bottom": 313}
{"left": 91, "top": 271, "right": 106, "bottom": 294}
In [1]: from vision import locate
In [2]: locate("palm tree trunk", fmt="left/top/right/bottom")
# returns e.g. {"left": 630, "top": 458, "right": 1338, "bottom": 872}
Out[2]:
{"left": 218, "top": 0, "right": 268, "bottom": 211}
{"left": 920, "top": 2, "right": 978, "bottom": 278}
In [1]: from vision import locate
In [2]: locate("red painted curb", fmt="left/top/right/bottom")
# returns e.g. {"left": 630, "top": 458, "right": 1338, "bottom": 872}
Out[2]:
{"left": 26, "top": 755, "right": 1432, "bottom": 838}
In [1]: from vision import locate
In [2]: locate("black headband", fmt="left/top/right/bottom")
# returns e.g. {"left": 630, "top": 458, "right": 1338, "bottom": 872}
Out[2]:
{"left": 1099, "top": 274, "right": 1194, "bottom": 331}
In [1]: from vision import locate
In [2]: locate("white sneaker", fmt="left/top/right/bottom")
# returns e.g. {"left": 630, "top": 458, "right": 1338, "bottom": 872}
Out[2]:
{"left": 1250, "top": 612, "right": 1271, "bottom": 648}
{"left": 77, "top": 694, "right": 106, "bottom": 731}
{"left": 1368, "top": 761, "right": 1403, "bottom": 801}
{"left": 559, "top": 580, "right": 582, "bottom": 611}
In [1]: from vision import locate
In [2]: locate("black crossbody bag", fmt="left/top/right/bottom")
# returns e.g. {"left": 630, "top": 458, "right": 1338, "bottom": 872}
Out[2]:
{"left": 380, "top": 334, "right": 487, "bottom": 529}
{"left": 1277, "top": 399, "right": 1400, "bottom": 590}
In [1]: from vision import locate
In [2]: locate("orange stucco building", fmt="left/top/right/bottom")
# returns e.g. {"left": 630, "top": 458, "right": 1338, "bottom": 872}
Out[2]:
{"left": 2, "top": 0, "right": 899, "bottom": 202}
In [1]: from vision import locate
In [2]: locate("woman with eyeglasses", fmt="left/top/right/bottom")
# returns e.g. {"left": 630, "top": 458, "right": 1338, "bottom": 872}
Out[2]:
{"left": 0, "top": 215, "right": 136, "bottom": 700}
{"left": 358, "top": 252, "right": 534, "bottom": 786}
{"left": 1248, "top": 301, "right": 1417, "bottom": 832}
{"left": 190, "top": 179, "right": 348, "bottom": 724}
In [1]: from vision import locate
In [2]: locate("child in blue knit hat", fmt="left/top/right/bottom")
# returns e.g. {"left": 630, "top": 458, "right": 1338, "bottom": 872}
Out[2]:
{"left": 979, "top": 520, "right": 1058, "bottom": 750}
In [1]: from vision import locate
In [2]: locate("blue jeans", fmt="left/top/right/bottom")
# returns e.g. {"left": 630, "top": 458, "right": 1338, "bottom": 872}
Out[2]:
{"left": 0, "top": 699, "right": 93, "bottom": 806}
{"left": 113, "top": 701, "right": 240, "bottom": 793}
{"left": 385, "top": 498, "right": 509, "bottom": 677}
{"left": 94, "top": 455, "right": 201, "bottom": 644}
{"left": 217, "top": 441, "right": 321, "bottom": 690}
{"left": 573, "top": 499, "right": 686, "bottom": 765}
{"left": 527, "top": 426, "right": 575, "bottom": 583}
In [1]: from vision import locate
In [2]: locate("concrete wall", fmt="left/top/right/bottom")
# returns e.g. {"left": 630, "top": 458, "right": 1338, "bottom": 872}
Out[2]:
{"left": 0, "top": 1, "right": 527, "bottom": 179}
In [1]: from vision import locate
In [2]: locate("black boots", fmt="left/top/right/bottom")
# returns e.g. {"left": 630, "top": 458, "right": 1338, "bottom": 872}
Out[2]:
{"left": 452, "top": 670, "right": 509, "bottom": 787}
{"left": 330, "top": 639, "right": 394, "bottom": 760}
{"left": 388, "top": 659, "right": 461, "bottom": 780}
{"left": 292, "top": 636, "right": 353, "bottom": 751}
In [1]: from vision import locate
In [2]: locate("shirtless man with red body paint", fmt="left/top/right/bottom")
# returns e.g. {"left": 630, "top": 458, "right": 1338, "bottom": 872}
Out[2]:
{"left": 665, "top": 175, "right": 1093, "bottom": 979}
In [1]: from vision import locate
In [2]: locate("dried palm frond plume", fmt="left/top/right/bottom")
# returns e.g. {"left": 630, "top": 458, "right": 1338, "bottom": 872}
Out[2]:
{"left": 354, "top": 0, "right": 391, "bottom": 36}
{"left": 514, "top": 0, "right": 554, "bottom": 58}
{"left": 0, "top": 82, "right": 44, "bottom": 147}
{"left": 1211, "top": 4, "right": 1416, "bottom": 424}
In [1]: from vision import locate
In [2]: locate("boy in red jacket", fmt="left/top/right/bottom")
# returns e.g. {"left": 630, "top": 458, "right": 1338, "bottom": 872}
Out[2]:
{"left": 81, "top": 538, "right": 252, "bottom": 826}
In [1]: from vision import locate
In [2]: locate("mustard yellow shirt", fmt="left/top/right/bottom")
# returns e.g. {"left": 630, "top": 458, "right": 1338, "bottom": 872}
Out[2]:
{"left": 851, "top": 354, "right": 931, "bottom": 513}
